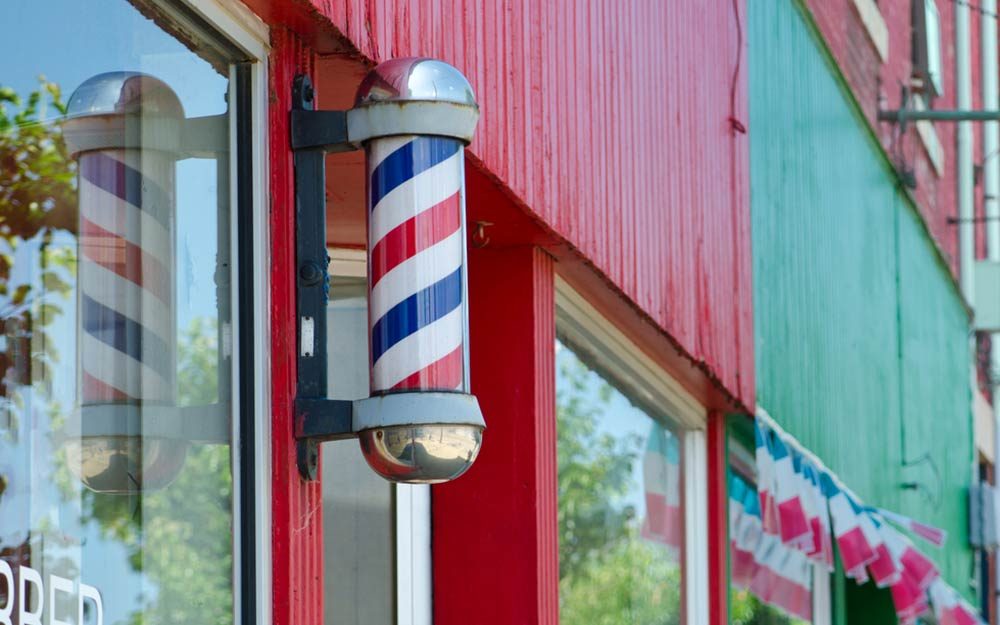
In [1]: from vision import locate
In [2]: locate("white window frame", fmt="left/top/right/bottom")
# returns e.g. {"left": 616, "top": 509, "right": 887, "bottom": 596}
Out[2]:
{"left": 164, "top": 1, "right": 272, "bottom": 624}
{"left": 554, "top": 276, "right": 709, "bottom": 625}
{"left": 327, "top": 247, "right": 433, "bottom": 625}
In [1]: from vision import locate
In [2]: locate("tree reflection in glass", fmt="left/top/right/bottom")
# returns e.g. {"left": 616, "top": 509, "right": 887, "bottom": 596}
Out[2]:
{"left": 556, "top": 340, "right": 683, "bottom": 625}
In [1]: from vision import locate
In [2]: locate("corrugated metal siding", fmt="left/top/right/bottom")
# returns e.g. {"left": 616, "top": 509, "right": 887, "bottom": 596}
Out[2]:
{"left": 750, "top": 0, "right": 973, "bottom": 597}
{"left": 268, "top": 29, "right": 326, "bottom": 625}
{"left": 303, "top": 0, "right": 754, "bottom": 406}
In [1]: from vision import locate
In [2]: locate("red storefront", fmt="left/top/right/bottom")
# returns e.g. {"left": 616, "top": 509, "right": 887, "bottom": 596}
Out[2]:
{"left": 255, "top": 1, "right": 753, "bottom": 624}
{"left": 0, "top": 1, "right": 751, "bottom": 624}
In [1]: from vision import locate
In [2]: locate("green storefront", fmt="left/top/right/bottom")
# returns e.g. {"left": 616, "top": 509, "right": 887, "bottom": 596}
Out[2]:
{"left": 740, "top": 0, "right": 976, "bottom": 622}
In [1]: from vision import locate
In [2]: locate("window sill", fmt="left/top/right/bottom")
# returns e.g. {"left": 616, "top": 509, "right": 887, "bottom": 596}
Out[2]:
{"left": 913, "top": 94, "right": 946, "bottom": 177}
{"left": 851, "top": 0, "right": 889, "bottom": 62}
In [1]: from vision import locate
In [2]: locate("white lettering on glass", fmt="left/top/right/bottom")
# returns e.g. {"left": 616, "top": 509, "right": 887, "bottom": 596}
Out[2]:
{"left": 18, "top": 566, "right": 43, "bottom": 625}
{"left": 78, "top": 582, "right": 103, "bottom": 625}
{"left": 0, "top": 560, "right": 12, "bottom": 625}
{"left": 47, "top": 575, "right": 73, "bottom": 625}
{"left": 0, "top": 566, "right": 103, "bottom": 625}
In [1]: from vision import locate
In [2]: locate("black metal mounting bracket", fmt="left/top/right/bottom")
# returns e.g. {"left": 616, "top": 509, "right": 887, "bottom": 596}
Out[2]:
{"left": 879, "top": 84, "right": 1000, "bottom": 130}
{"left": 291, "top": 74, "right": 366, "bottom": 480}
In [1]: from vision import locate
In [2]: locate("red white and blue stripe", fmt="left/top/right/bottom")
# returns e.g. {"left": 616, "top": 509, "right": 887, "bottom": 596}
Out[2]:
{"left": 367, "top": 135, "right": 466, "bottom": 393}
{"left": 78, "top": 149, "right": 175, "bottom": 405}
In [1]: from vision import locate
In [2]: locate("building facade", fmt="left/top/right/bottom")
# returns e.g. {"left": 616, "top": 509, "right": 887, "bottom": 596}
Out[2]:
{"left": 0, "top": 0, "right": 997, "bottom": 624}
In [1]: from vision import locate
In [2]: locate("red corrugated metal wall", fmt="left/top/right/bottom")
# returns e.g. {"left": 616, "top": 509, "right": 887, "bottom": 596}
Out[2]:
{"left": 300, "top": 0, "right": 754, "bottom": 407}
{"left": 268, "top": 28, "right": 326, "bottom": 625}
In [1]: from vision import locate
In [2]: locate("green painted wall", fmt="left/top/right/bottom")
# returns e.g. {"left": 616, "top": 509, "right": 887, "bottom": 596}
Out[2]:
{"left": 749, "top": 0, "right": 975, "bottom": 606}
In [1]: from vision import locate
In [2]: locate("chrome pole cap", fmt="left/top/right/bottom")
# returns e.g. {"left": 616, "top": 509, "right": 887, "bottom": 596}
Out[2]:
{"left": 348, "top": 58, "right": 480, "bottom": 145}
{"left": 354, "top": 57, "right": 477, "bottom": 108}
{"left": 67, "top": 71, "right": 183, "bottom": 119}
{"left": 353, "top": 392, "right": 485, "bottom": 483}
{"left": 64, "top": 72, "right": 184, "bottom": 155}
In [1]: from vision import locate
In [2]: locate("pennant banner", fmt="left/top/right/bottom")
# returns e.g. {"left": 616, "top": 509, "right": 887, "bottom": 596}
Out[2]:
{"left": 748, "top": 410, "right": 980, "bottom": 625}
{"left": 730, "top": 473, "right": 812, "bottom": 621}
{"left": 873, "top": 506, "right": 948, "bottom": 548}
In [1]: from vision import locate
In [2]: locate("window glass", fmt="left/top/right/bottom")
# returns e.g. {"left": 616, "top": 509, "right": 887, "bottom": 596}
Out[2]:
{"left": 1, "top": 2, "right": 237, "bottom": 624}
{"left": 323, "top": 277, "right": 395, "bottom": 625}
{"left": 556, "top": 339, "right": 684, "bottom": 625}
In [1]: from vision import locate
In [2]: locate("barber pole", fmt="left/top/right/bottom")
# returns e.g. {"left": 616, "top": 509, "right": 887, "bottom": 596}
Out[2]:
{"left": 367, "top": 135, "right": 467, "bottom": 394}
{"left": 79, "top": 148, "right": 176, "bottom": 406}
{"left": 64, "top": 72, "right": 189, "bottom": 493}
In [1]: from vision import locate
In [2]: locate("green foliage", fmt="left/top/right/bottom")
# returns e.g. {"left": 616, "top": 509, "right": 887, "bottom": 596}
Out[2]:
{"left": 128, "top": 317, "right": 232, "bottom": 625}
{"left": 128, "top": 442, "right": 233, "bottom": 625}
{"left": 556, "top": 347, "right": 681, "bottom": 625}
{"left": 560, "top": 539, "right": 681, "bottom": 625}
{"left": 730, "top": 588, "right": 808, "bottom": 625}
{"left": 0, "top": 79, "right": 76, "bottom": 422}
{"left": 0, "top": 79, "right": 75, "bottom": 242}
{"left": 557, "top": 353, "right": 640, "bottom": 581}
{"left": 77, "top": 318, "right": 233, "bottom": 625}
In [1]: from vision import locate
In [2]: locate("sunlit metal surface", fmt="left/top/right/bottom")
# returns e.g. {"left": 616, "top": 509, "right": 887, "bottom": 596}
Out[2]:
{"left": 63, "top": 437, "right": 189, "bottom": 494}
{"left": 354, "top": 58, "right": 476, "bottom": 107}
{"left": 358, "top": 424, "right": 483, "bottom": 483}
{"left": 66, "top": 71, "right": 183, "bottom": 117}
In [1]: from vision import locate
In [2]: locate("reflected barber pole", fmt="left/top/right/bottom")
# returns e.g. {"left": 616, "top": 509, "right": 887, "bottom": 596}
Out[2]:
{"left": 367, "top": 135, "right": 467, "bottom": 394}
{"left": 64, "top": 72, "right": 190, "bottom": 493}
{"left": 78, "top": 150, "right": 176, "bottom": 405}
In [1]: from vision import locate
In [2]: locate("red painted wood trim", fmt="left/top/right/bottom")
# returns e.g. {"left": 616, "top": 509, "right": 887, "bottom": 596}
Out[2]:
{"left": 707, "top": 411, "right": 729, "bottom": 625}
{"left": 268, "top": 29, "right": 324, "bottom": 625}
{"left": 432, "top": 245, "right": 559, "bottom": 625}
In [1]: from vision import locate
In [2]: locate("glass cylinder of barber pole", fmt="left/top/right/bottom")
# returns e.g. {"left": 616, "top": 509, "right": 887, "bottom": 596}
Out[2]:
{"left": 367, "top": 134, "right": 468, "bottom": 395}
{"left": 357, "top": 58, "right": 479, "bottom": 398}
{"left": 63, "top": 72, "right": 187, "bottom": 493}
{"left": 352, "top": 58, "right": 483, "bottom": 482}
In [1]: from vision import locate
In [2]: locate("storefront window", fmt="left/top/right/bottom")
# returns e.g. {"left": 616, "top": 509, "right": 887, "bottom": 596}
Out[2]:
{"left": 323, "top": 276, "right": 395, "bottom": 625}
{"left": 1, "top": 2, "right": 245, "bottom": 624}
{"left": 322, "top": 262, "right": 432, "bottom": 625}
{"left": 556, "top": 339, "right": 684, "bottom": 625}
